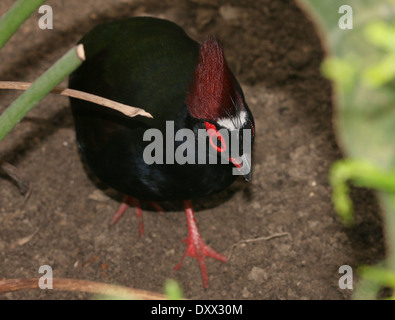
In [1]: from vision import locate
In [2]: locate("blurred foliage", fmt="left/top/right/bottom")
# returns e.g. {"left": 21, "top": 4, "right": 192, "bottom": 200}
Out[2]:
{"left": 164, "top": 279, "right": 184, "bottom": 300}
{"left": 296, "top": 0, "right": 395, "bottom": 299}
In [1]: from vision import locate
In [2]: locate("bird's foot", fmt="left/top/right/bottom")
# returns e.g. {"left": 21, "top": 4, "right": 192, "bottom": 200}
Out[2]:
{"left": 111, "top": 196, "right": 164, "bottom": 238}
{"left": 174, "top": 200, "right": 228, "bottom": 288}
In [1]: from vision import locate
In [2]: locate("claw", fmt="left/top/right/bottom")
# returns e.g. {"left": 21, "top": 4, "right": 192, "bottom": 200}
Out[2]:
{"left": 174, "top": 200, "right": 228, "bottom": 288}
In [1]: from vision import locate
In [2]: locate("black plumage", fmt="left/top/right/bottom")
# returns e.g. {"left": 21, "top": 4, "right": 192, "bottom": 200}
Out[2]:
{"left": 69, "top": 17, "right": 255, "bottom": 288}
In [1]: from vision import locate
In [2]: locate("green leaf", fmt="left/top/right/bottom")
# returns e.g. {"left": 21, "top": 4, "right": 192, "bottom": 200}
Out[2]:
{"left": 321, "top": 57, "right": 358, "bottom": 93}
{"left": 359, "top": 266, "right": 395, "bottom": 287}
{"left": 363, "top": 53, "right": 395, "bottom": 87}
{"left": 164, "top": 279, "right": 184, "bottom": 300}
{"left": 364, "top": 21, "right": 395, "bottom": 52}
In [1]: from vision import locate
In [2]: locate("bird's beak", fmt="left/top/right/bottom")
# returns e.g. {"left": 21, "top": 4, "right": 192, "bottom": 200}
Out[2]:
{"left": 230, "top": 153, "right": 252, "bottom": 182}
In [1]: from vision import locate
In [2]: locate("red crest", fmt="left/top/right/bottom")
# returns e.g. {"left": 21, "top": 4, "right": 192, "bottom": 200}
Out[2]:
{"left": 186, "top": 36, "right": 243, "bottom": 120}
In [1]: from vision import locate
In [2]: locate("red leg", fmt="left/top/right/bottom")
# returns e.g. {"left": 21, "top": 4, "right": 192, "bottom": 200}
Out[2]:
{"left": 148, "top": 201, "right": 165, "bottom": 215}
{"left": 132, "top": 198, "right": 144, "bottom": 238}
{"left": 111, "top": 196, "right": 144, "bottom": 238}
{"left": 174, "top": 200, "right": 228, "bottom": 288}
{"left": 110, "top": 196, "right": 133, "bottom": 224}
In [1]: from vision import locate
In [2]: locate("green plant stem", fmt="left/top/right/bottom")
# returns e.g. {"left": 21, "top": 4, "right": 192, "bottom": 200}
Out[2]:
{"left": 0, "top": 45, "right": 85, "bottom": 143}
{"left": 331, "top": 159, "right": 395, "bottom": 193}
{"left": 330, "top": 159, "right": 395, "bottom": 225}
{"left": 0, "top": 0, "right": 47, "bottom": 49}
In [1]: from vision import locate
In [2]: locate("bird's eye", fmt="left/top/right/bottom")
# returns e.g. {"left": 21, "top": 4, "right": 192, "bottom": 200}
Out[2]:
{"left": 204, "top": 122, "right": 227, "bottom": 153}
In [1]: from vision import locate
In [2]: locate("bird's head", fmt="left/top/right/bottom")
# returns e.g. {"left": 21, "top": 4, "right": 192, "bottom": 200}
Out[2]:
{"left": 186, "top": 36, "right": 255, "bottom": 181}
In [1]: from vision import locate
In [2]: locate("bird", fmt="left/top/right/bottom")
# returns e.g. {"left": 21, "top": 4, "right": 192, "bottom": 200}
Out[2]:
{"left": 69, "top": 16, "right": 255, "bottom": 288}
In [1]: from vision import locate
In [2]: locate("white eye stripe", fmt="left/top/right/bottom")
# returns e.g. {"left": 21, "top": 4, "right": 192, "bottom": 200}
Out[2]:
{"left": 217, "top": 111, "right": 247, "bottom": 130}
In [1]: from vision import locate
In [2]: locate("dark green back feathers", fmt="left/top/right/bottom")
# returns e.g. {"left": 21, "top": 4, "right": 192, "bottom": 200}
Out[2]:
{"left": 70, "top": 17, "right": 199, "bottom": 126}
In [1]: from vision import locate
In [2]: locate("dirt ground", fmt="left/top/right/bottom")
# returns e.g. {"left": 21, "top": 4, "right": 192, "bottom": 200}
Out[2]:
{"left": 0, "top": 0, "right": 385, "bottom": 299}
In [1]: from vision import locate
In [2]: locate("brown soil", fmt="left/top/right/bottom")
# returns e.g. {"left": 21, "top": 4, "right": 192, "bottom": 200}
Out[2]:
{"left": 0, "top": 0, "right": 384, "bottom": 299}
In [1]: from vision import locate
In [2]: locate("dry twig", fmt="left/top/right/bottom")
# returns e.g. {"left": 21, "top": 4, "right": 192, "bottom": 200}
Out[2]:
{"left": 0, "top": 81, "right": 153, "bottom": 119}
{"left": 0, "top": 277, "right": 167, "bottom": 300}
{"left": 227, "top": 232, "right": 291, "bottom": 260}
